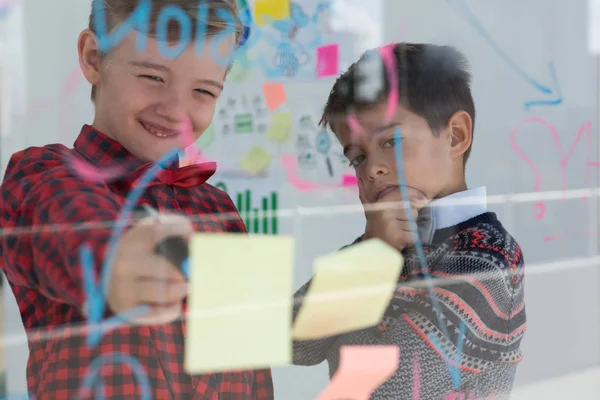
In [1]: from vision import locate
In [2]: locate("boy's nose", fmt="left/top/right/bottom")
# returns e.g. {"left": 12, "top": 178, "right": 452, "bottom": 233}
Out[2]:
{"left": 155, "top": 93, "right": 188, "bottom": 123}
{"left": 367, "top": 162, "right": 389, "bottom": 180}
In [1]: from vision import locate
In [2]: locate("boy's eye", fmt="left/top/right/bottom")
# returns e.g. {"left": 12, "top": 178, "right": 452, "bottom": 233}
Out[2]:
{"left": 348, "top": 154, "right": 365, "bottom": 167}
{"left": 195, "top": 88, "right": 216, "bottom": 98}
{"left": 140, "top": 75, "right": 163, "bottom": 83}
{"left": 383, "top": 137, "right": 398, "bottom": 147}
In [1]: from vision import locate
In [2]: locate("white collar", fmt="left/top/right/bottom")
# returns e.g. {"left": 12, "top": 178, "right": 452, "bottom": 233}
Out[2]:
{"left": 431, "top": 186, "right": 488, "bottom": 231}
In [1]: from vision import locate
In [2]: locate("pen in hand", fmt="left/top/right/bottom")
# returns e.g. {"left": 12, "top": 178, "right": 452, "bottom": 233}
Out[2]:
{"left": 140, "top": 204, "right": 190, "bottom": 279}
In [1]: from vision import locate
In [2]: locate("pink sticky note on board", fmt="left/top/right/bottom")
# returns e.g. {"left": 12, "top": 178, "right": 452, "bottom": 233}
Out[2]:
{"left": 317, "top": 346, "right": 399, "bottom": 400}
{"left": 341, "top": 175, "right": 357, "bottom": 186}
{"left": 263, "top": 82, "right": 287, "bottom": 111}
{"left": 317, "top": 44, "right": 339, "bottom": 77}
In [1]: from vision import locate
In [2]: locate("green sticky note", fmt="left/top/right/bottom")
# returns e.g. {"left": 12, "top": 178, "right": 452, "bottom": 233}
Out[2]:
{"left": 235, "top": 114, "right": 254, "bottom": 133}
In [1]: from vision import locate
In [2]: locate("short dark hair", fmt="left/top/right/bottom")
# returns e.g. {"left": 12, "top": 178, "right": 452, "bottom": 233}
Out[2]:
{"left": 321, "top": 42, "right": 476, "bottom": 165}
{"left": 88, "top": 0, "right": 243, "bottom": 101}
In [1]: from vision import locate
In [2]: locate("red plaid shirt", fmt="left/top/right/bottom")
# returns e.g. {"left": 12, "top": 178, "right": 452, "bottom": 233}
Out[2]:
{"left": 0, "top": 125, "right": 274, "bottom": 399}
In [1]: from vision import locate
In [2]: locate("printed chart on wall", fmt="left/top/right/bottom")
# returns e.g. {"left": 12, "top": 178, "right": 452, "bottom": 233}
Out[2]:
{"left": 197, "top": 85, "right": 293, "bottom": 177}
{"left": 235, "top": 0, "right": 359, "bottom": 81}
{"left": 294, "top": 107, "right": 356, "bottom": 186}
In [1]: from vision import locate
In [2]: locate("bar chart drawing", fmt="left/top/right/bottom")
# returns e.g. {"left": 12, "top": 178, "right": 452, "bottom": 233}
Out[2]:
{"left": 215, "top": 182, "right": 279, "bottom": 235}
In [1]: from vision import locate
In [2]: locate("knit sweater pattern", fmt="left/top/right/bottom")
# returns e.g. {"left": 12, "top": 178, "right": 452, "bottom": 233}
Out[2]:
{"left": 292, "top": 212, "right": 526, "bottom": 400}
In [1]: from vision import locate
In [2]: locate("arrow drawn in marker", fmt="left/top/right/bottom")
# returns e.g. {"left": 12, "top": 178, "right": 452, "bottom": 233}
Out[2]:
{"left": 446, "top": 0, "right": 563, "bottom": 111}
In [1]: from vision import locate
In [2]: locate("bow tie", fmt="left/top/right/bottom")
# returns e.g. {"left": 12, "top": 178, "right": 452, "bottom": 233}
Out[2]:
{"left": 121, "top": 161, "right": 217, "bottom": 190}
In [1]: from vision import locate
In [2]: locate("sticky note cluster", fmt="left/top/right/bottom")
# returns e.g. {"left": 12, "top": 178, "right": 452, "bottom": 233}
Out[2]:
{"left": 293, "top": 239, "right": 404, "bottom": 339}
{"left": 184, "top": 235, "right": 402, "bottom": 374}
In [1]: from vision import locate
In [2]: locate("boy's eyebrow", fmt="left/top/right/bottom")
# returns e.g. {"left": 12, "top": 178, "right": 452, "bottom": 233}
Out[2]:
{"left": 342, "top": 143, "right": 359, "bottom": 157}
{"left": 129, "top": 61, "right": 224, "bottom": 90}
{"left": 129, "top": 60, "right": 169, "bottom": 71}
{"left": 373, "top": 122, "right": 402, "bottom": 133}
{"left": 342, "top": 121, "right": 403, "bottom": 155}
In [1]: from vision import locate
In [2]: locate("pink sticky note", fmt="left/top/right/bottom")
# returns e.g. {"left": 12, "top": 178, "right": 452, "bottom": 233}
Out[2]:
{"left": 262, "top": 82, "right": 286, "bottom": 111}
{"left": 316, "top": 44, "right": 339, "bottom": 78}
{"left": 340, "top": 175, "right": 357, "bottom": 187}
{"left": 317, "top": 346, "right": 399, "bottom": 400}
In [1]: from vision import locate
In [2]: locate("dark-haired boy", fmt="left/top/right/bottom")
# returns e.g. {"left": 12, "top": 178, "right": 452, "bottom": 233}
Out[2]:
{"left": 292, "top": 43, "right": 526, "bottom": 400}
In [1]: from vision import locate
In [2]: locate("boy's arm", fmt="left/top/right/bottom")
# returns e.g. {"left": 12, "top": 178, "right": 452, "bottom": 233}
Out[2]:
{"left": 0, "top": 147, "right": 125, "bottom": 307}
{"left": 251, "top": 368, "right": 274, "bottom": 400}
{"left": 291, "top": 236, "right": 363, "bottom": 366}
{"left": 390, "top": 232, "right": 526, "bottom": 397}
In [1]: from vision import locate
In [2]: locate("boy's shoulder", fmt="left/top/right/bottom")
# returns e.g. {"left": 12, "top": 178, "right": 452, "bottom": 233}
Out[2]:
{"left": 449, "top": 212, "right": 522, "bottom": 259}
{"left": 438, "top": 212, "right": 525, "bottom": 284}
{"left": 4, "top": 143, "right": 73, "bottom": 181}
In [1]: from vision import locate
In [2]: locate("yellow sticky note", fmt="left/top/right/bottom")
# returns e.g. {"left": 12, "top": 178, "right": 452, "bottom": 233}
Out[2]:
{"left": 292, "top": 239, "right": 403, "bottom": 340}
{"left": 185, "top": 234, "right": 294, "bottom": 373}
{"left": 254, "top": 0, "right": 291, "bottom": 26}
{"left": 240, "top": 145, "right": 272, "bottom": 174}
{"left": 266, "top": 112, "right": 292, "bottom": 142}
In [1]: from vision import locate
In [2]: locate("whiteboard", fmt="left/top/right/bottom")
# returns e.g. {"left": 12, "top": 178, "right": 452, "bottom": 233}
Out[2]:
{"left": 382, "top": 0, "right": 600, "bottom": 392}
{"left": 0, "top": 0, "right": 599, "bottom": 398}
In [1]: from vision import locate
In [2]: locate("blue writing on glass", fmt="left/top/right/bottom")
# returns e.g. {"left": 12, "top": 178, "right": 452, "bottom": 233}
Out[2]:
{"left": 209, "top": 7, "right": 238, "bottom": 67}
{"left": 80, "top": 244, "right": 150, "bottom": 347}
{"left": 428, "top": 322, "right": 467, "bottom": 389}
{"left": 78, "top": 353, "right": 151, "bottom": 400}
{"left": 79, "top": 149, "right": 181, "bottom": 397}
{"left": 193, "top": 2, "right": 209, "bottom": 56}
{"left": 93, "top": 0, "right": 150, "bottom": 53}
{"left": 156, "top": 5, "right": 192, "bottom": 59}
{"left": 393, "top": 127, "right": 464, "bottom": 388}
{"left": 445, "top": 0, "right": 562, "bottom": 111}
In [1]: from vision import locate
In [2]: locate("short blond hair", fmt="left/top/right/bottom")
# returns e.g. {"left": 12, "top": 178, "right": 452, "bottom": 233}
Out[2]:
{"left": 88, "top": 0, "right": 243, "bottom": 100}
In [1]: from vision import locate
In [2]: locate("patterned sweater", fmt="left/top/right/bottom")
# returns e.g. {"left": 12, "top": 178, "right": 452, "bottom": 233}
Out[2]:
{"left": 292, "top": 212, "right": 526, "bottom": 400}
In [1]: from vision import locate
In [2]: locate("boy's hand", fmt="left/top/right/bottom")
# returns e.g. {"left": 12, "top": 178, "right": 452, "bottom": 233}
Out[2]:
{"left": 107, "top": 214, "right": 193, "bottom": 325}
{"left": 359, "top": 182, "right": 428, "bottom": 251}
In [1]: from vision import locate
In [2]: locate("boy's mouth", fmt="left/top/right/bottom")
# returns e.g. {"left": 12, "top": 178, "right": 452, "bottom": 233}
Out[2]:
{"left": 139, "top": 120, "right": 179, "bottom": 139}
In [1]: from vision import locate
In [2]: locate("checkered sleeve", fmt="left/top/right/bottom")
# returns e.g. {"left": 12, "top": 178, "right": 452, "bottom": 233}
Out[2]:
{"left": 0, "top": 147, "right": 125, "bottom": 308}
{"left": 251, "top": 368, "right": 274, "bottom": 400}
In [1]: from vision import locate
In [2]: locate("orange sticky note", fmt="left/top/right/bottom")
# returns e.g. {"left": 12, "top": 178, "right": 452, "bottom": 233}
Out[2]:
{"left": 317, "top": 346, "right": 400, "bottom": 400}
{"left": 263, "top": 82, "right": 286, "bottom": 111}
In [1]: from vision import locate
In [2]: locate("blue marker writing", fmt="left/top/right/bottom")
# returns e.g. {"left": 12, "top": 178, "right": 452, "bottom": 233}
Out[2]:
{"left": 156, "top": 5, "right": 192, "bottom": 59}
{"left": 93, "top": 0, "right": 150, "bottom": 54}
{"left": 77, "top": 353, "right": 151, "bottom": 400}
{"left": 78, "top": 149, "right": 182, "bottom": 398}
{"left": 393, "top": 127, "right": 465, "bottom": 388}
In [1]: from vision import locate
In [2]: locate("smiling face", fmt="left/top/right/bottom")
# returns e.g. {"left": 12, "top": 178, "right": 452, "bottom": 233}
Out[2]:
{"left": 78, "top": 31, "right": 235, "bottom": 162}
{"left": 334, "top": 102, "right": 470, "bottom": 204}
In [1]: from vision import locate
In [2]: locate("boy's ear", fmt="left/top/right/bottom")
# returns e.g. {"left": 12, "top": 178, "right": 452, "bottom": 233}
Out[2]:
{"left": 447, "top": 110, "right": 472, "bottom": 159}
{"left": 78, "top": 29, "right": 102, "bottom": 86}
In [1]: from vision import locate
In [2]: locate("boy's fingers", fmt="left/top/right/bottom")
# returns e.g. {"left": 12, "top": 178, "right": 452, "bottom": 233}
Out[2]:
{"left": 136, "top": 280, "right": 188, "bottom": 304}
{"left": 155, "top": 214, "right": 194, "bottom": 242}
{"left": 134, "top": 256, "right": 186, "bottom": 282}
